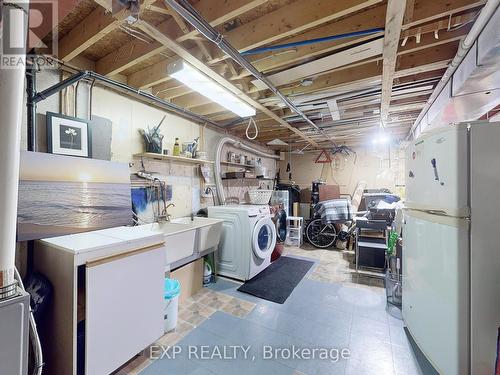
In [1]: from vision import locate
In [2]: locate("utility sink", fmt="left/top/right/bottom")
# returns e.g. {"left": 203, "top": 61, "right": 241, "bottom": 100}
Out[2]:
{"left": 137, "top": 222, "right": 196, "bottom": 266}
{"left": 170, "top": 217, "right": 224, "bottom": 254}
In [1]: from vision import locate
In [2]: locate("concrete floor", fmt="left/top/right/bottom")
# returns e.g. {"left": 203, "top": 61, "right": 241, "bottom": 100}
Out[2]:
{"left": 114, "top": 245, "right": 437, "bottom": 375}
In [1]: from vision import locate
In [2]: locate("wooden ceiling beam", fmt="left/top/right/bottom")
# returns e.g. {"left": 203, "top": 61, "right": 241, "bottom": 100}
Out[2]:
{"left": 269, "top": 39, "right": 458, "bottom": 97}
{"left": 58, "top": 6, "right": 119, "bottom": 61}
{"left": 249, "top": 31, "right": 462, "bottom": 95}
{"left": 230, "top": 4, "right": 387, "bottom": 79}
{"left": 133, "top": 20, "right": 319, "bottom": 147}
{"left": 176, "top": 0, "right": 269, "bottom": 42}
{"left": 380, "top": 0, "right": 406, "bottom": 123}
{"left": 402, "top": 0, "right": 485, "bottom": 30}
{"left": 145, "top": 4, "right": 172, "bottom": 16}
{"left": 172, "top": 92, "right": 213, "bottom": 108}
{"left": 95, "top": 0, "right": 267, "bottom": 76}
{"left": 168, "top": 9, "right": 213, "bottom": 60}
{"left": 208, "top": 0, "right": 384, "bottom": 65}
{"left": 395, "top": 68, "right": 446, "bottom": 85}
{"left": 402, "top": 9, "right": 478, "bottom": 38}
{"left": 231, "top": 5, "right": 474, "bottom": 82}
{"left": 398, "top": 26, "right": 469, "bottom": 54}
{"left": 59, "top": 0, "right": 172, "bottom": 61}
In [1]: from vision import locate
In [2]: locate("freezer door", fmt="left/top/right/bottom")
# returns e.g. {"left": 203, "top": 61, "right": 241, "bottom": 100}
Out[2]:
{"left": 402, "top": 210, "right": 469, "bottom": 375}
{"left": 405, "top": 125, "right": 469, "bottom": 217}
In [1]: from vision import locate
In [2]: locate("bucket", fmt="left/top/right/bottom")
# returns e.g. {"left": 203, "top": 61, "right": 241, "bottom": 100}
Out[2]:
{"left": 164, "top": 278, "right": 181, "bottom": 332}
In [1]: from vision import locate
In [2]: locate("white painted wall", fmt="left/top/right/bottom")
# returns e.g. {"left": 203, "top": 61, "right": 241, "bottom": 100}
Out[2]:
{"left": 279, "top": 145, "right": 405, "bottom": 198}
{"left": 20, "top": 70, "right": 277, "bottom": 218}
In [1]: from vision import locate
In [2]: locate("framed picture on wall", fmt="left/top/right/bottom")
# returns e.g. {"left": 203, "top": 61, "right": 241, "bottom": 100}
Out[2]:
{"left": 47, "top": 112, "right": 92, "bottom": 158}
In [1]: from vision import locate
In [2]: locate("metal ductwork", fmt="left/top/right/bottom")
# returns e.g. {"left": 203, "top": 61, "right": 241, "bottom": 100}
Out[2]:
{"left": 163, "top": 0, "right": 336, "bottom": 145}
{"left": 408, "top": 1, "right": 500, "bottom": 139}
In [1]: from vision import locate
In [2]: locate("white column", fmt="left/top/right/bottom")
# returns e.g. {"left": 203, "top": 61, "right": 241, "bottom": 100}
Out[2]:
{"left": 0, "top": 4, "right": 27, "bottom": 289}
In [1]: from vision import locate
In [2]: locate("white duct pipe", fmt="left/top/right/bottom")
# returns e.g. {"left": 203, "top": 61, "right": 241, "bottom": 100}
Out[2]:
{"left": 0, "top": 3, "right": 27, "bottom": 292}
{"left": 407, "top": 0, "right": 500, "bottom": 139}
{"left": 215, "top": 137, "right": 280, "bottom": 205}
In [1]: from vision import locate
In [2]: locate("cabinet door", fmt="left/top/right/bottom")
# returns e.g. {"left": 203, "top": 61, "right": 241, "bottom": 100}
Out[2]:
{"left": 85, "top": 247, "right": 164, "bottom": 375}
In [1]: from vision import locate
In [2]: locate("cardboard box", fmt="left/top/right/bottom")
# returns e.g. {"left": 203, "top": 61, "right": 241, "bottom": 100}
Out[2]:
{"left": 170, "top": 258, "right": 203, "bottom": 304}
{"left": 319, "top": 184, "right": 340, "bottom": 201}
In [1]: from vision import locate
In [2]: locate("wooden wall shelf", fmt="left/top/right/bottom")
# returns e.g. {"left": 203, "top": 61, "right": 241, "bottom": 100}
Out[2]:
{"left": 134, "top": 152, "right": 214, "bottom": 165}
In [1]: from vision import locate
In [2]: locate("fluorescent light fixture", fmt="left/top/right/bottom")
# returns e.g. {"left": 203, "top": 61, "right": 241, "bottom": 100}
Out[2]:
{"left": 168, "top": 60, "right": 256, "bottom": 118}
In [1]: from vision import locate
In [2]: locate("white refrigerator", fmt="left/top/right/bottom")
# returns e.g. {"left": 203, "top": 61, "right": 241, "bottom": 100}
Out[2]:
{"left": 403, "top": 122, "right": 500, "bottom": 375}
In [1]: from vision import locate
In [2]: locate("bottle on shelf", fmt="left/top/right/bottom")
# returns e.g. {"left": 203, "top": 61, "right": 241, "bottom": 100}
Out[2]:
{"left": 173, "top": 138, "right": 180, "bottom": 156}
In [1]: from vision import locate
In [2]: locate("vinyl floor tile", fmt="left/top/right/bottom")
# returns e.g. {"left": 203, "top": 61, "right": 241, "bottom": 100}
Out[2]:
{"left": 134, "top": 245, "right": 435, "bottom": 375}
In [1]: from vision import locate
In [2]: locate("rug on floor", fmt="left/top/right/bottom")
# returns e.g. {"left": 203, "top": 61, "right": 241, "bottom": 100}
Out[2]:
{"left": 237, "top": 256, "right": 314, "bottom": 304}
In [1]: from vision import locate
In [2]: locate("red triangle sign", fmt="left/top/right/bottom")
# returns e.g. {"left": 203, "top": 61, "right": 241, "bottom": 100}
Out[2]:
{"left": 315, "top": 149, "right": 332, "bottom": 164}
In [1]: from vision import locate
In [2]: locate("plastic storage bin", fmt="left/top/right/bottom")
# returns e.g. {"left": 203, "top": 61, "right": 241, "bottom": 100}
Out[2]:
{"left": 164, "top": 278, "right": 180, "bottom": 332}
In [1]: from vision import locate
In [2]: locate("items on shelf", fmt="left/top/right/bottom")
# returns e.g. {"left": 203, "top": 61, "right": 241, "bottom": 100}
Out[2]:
{"left": 139, "top": 115, "right": 166, "bottom": 154}
{"left": 173, "top": 137, "right": 180, "bottom": 156}
{"left": 181, "top": 137, "right": 199, "bottom": 158}
{"left": 226, "top": 151, "right": 256, "bottom": 166}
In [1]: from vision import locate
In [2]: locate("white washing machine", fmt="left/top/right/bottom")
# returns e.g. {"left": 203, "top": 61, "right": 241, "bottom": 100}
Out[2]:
{"left": 208, "top": 205, "right": 277, "bottom": 281}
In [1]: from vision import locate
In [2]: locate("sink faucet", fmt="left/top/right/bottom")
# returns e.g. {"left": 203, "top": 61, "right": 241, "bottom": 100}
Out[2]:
{"left": 190, "top": 212, "right": 195, "bottom": 221}
{"left": 162, "top": 203, "right": 175, "bottom": 222}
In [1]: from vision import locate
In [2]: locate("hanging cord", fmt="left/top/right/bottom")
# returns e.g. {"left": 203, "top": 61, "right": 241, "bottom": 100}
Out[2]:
{"left": 245, "top": 117, "right": 258, "bottom": 140}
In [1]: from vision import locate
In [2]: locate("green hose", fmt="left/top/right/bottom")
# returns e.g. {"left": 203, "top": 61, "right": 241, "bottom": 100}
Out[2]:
{"left": 387, "top": 231, "right": 399, "bottom": 256}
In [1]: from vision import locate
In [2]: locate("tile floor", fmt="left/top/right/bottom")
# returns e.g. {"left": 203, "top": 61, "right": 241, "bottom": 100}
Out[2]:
{"left": 114, "top": 245, "right": 437, "bottom": 375}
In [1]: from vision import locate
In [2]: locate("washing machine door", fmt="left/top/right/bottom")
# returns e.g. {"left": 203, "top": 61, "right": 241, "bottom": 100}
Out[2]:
{"left": 252, "top": 217, "right": 277, "bottom": 260}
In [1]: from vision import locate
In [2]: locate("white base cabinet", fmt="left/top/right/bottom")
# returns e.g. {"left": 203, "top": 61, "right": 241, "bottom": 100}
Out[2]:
{"left": 85, "top": 248, "right": 164, "bottom": 375}
{"left": 34, "top": 228, "right": 165, "bottom": 375}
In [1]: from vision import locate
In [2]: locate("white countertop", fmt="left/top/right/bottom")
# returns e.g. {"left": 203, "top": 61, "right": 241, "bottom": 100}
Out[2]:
{"left": 40, "top": 226, "right": 165, "bottom": 256}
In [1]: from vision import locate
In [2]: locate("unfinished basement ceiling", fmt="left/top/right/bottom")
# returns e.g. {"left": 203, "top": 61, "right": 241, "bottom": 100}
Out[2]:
{"left": 50, "top": 0, "right": 488, "bottom": 149}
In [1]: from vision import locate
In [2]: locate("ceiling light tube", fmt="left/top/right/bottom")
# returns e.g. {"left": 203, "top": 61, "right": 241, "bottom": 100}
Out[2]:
{"left": 168, "top": 60, "right": 256, "bottom": 118}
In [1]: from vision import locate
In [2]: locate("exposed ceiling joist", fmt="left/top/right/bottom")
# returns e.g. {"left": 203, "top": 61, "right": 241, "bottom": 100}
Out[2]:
{"left": 145, "top": 4, "right": 172, "bottom": 16}
{"left": 208, "top": 0, "right": 384, "bottom": 64}
{"left": 94, "top": 0, "right": 267, "bottom": 76}
{"left": 247, "top": 34, "right": 461, "bottom": 98}
{"left": 51, "top": 0, "right": 487, "bottom": 149}
{"left": 402, "top": 10, "right": 478, "bottom": 38}
{"left": 58, "top": 6, "right": 119, "bottom": 61}
{"left": 134, "top": 19, "right": 319, "bottom": 147}
{"left": 251, "top": 38, "right": 384, "bottom": 90}
{"left": 402, "top": 0, "right": 486, "bottom": 30}
{"left": 231, "top": 5, "right": 387, "bottom": 80}
{"left": 231, "top": 3, "right": 477, "bottom": 83}
{"left": 177, "top": 0, "right": 270, "bottom": 42}
{"left": 380, "top": 0, "right": 407, "bottom": 123}
{"left": 169, "top": 10, "right": 213, "bottom": 60}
